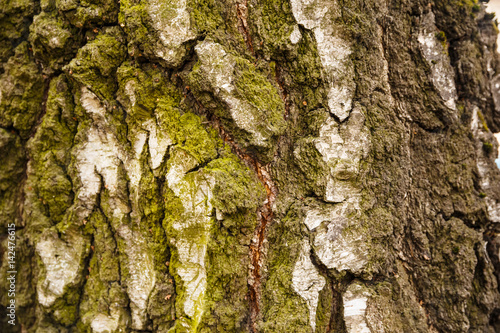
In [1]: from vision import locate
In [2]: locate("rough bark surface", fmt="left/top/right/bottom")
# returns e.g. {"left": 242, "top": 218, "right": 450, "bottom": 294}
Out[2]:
{"left": 1, "top": 0, "right": 500, "bottom": 332}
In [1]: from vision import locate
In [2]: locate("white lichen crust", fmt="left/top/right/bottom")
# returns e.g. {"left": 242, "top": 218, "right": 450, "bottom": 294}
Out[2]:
{"left": 291, "top": 0, "right": 356, "bottom": 121}
{"left": 73, "top": 87, "right": 167, "bottom": 330}
{"left": 36, "top": 230, "right": 87, "bottom": 307}
{"left": 193, "top": 40, "right": 285, "bottom": 151}
{"left": 291, "top": 240, "right": 326, "bottom": 331}
{"left": 166, "top": 147, "right": 215, "bottom": 331}
{"left": 417, "top": 12, "right": 458, "bottom": 111}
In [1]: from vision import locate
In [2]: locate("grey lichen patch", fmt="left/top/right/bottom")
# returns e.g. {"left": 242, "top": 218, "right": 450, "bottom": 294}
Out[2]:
{"left": 314, "top": 106, "right": 370, "bottom": 203}
{"left": 188, "top": 40, "right": 286, "bottom": 160}
{"left": 146, "top": 0, "right": 195, "bottom": 66}
{"left": 119, "top": 0, "right": 195, "bottom": 67}
{"left": 417, "top": 12, "right": 458, "bottom": 111}
{"left": 290, "top": 0, "right": 355, "bottom": 121}
{"left": 302, "top": 201, "right": 368, "bottom": 276}
{"left": 291, "top": 240, "right": 326, "bottom": 331}
{"left": 36, "top": 229, "right": 88, "bottom": 308}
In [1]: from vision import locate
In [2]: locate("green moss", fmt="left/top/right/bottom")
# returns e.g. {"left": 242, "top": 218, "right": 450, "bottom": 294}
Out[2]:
{"left": 433, "top": 0, "right": 479, "bottom": 39}
{"left": 187, "top": 42, "right": 286, "bottom": 160}
{"left": 89, "top": 210, "right": 120, "bottom": 282}
{"left": 138, "top": 153, "right": 171, "bottom": 274}
{"left": 0, "top": 41, "right": 44, "bottom": 139}
{"left": 205, "top": 148, "right": 266, "bottom": 214}
{"left": 156, "top": 98, "right": 267, "bottom": 331}
{"left": 65, "top": 28, "right": 126, "bottom": 101}
{"left": 189, "top": 0, "right": 224, "bottom": 34}
{"left": 259, "top": 203, "right": 311, "bottom": 332}
{"left": 28, "top": 11, "right": 80, "bottom": 72}
{"left": 233, "top": 57, "right": 286, "bottom": 134}
{"left": 485, "top": 12, "right": 496, "bottom": 21}
{"left": 314, "top": 279, "right": 335, "bottom": 332}
{"left": 292, "top": 136, "right": 329, "bottom": 195}
{"left": 119, "top": 0, "right": 195, "bottom": 66}
{"left": 157, "top": 101, "right": 219, "bottom": 165}
{"left": 118, "top": 63, "right": 219, "bottom": 166}
{"left": 118, "top": 0, "right": 148, "bottom": 55}
{"left": 435, "top": 31, "right": 448, "bottom": 51}
{"left": 477, "top": 110, "right": 489, "bottom": 132}
{"left": 0, "top": 0, "right": 36, "bottom": 63}
{"left": 117, "top": 62, "right": 176, "bottom": 121}
{"left": 248, "top": 0, "right": 296, "bottom": 56}
{"left": 25, "top": 75, "right": 77, "bottom": 226}
{"left": 249, "top": 0, "right": 326, "bottom": 115}
{"left": 57, "top": 0, "right": 118, "bottom": 27}
{"left": 482, "top": 141, "right": 493, "bottom": 154}
{"left": 198, "top": 212, "right": 257, "bottom": 332}
{"left": 77, "top": 210, "right": 129, "bottom": 332}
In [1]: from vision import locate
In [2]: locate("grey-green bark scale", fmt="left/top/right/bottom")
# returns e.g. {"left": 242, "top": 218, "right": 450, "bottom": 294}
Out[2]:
{"left": 1, "top": 0, "right": 500, "bottom": 332}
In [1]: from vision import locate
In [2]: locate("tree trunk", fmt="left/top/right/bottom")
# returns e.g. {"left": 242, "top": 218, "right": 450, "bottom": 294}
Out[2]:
{"left": 1, "top": 0, "right": 500, "bottom": 332}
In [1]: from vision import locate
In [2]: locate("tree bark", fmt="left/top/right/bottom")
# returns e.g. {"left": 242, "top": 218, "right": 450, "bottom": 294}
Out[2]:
{"left": 1, "top": 0, "right": 500, "bottom": 332}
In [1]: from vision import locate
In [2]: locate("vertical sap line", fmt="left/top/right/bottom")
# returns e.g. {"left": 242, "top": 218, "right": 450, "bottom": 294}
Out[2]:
{"left": 236, "top": 0, "right": 255, "bottom": 55}
{"left": 248, "top": 159, "right": 276, "bottom": 332}
{"left": 176, "top": 76, "right": 278, "bottom": 331}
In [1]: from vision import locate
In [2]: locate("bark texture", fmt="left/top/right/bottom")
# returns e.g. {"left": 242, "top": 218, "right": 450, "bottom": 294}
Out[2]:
{"left": 1, "top": 0, "right": 500, "bottom": 332}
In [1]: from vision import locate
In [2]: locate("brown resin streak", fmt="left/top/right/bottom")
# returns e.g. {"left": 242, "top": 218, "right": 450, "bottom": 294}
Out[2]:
{"left": 212, "top": 121, "right": 277, "bottom": 332}
{"left": 247, "top": 160, "right": 276, "bottom": 332}
{"left": 237, "top": 0, "right": 255, "bottom": 55}
{"left": 181, "top": 84, "right": 276, "bottom": 332}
